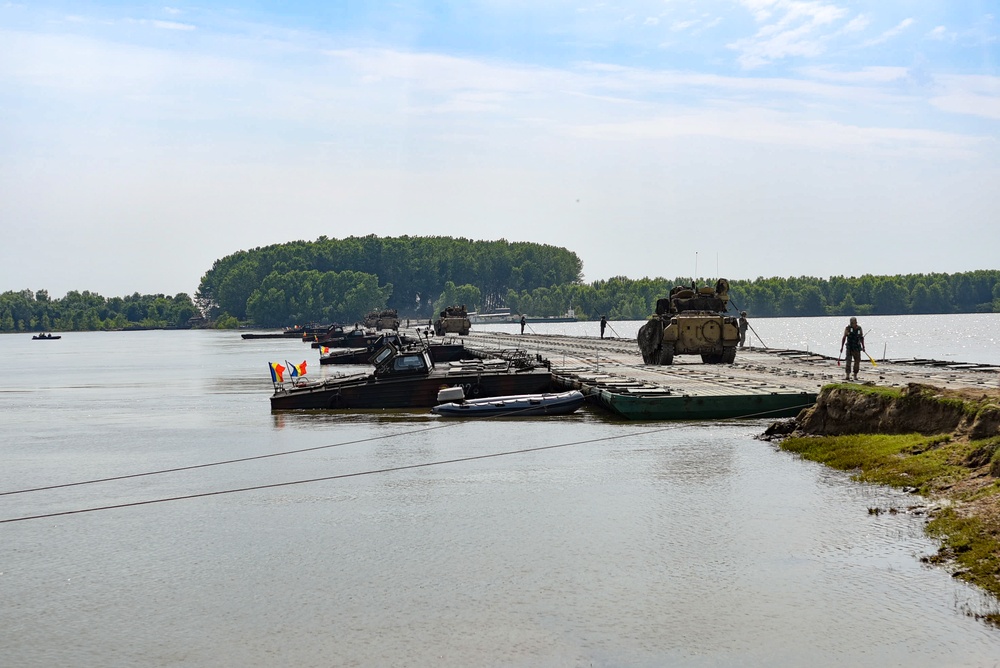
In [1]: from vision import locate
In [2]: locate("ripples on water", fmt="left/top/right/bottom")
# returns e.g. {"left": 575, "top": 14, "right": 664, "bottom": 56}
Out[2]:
{"left": 1, "top": 327, "right": 999, "bottom": 667}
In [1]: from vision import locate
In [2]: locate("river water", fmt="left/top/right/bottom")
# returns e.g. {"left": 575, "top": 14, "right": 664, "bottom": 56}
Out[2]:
{"left": 2, "top": 317, "right": 999, "bottom": 667}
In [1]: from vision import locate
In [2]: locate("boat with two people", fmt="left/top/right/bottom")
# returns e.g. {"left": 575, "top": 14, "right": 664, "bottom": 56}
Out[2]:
{"left": 32, "top": 333, "right": 61, "bottom": 340}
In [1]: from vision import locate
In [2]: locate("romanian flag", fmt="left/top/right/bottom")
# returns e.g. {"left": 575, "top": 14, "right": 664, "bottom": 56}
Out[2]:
{"left": 321, "top": 346, "right": 330, "bottom": 354}
{"left": 286, "top": 360, "right": 308, "bottom": 377}
{"left": 269, "top": 362, "right": 286, "bottom": 383}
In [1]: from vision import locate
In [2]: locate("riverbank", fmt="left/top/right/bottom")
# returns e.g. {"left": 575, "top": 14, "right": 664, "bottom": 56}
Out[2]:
{"left": 768, "top": 383, "right": 1000, "bottom": 624}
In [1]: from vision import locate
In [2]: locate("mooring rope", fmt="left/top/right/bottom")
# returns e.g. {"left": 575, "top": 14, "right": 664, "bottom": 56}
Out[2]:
{"left": 0, "top": 401, "right": 813, "bottom": 524}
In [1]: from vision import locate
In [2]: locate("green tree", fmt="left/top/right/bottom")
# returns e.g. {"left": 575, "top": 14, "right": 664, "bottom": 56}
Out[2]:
{"left": 197, "top": 235, "right": 583, "bottom": 320}
{"left": 433, "top": 282, "right": 482, "bottom": 314}
{"left": 795, "top": 285, "right": 827, "bottom": 316}
{"left": 217, "top": 261, "right": 260, "bottom": 320}
{"left": 872, "top": 278, "right": 909, "bottom": 315}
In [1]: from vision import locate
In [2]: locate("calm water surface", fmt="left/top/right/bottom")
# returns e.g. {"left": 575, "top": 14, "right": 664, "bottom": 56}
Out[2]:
{"left": 2, "top": 324, "right": 999, "bottom": 667}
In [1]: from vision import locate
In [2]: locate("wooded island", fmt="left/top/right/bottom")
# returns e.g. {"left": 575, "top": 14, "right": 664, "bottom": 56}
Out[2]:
{"left": 2, "top": 235, "right": 999, "bottom": 332}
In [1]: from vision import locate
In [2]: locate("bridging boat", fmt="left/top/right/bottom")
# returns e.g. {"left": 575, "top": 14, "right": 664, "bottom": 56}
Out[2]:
{"left": 32, "top": 333, "right": 61, "bottom": 340}
{"left": 270, "top": 340, "right": 553, "bottom": 410}
{"left": 320, "top": 336, "right": 478, "bottom": 365}
{"left": 241, "top": 323, "right": 334, "bottom": 340}
{"left": 309, "top": 325, "right": 382, "bottom": 349}
{"left": 431, "top": 389, "right": 585, "bottom": 418}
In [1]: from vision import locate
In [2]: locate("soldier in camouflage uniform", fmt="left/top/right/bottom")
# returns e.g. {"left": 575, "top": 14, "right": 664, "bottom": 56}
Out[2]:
{"left": 840, "top": 316, "right": 865, "bottom": 381}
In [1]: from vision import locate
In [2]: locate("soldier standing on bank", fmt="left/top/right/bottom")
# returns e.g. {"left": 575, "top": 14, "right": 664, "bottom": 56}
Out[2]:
{"left": 600, "top": 315, "right": 607, "bottom": 339}
{"left": 738, "top": 311, "right": 749, "bottom": 348}
{"left": 840, "top": 316, "right": 866, "bottom": 381}
{"left": 520, "top": 315, "right": 526, "bottom": 335}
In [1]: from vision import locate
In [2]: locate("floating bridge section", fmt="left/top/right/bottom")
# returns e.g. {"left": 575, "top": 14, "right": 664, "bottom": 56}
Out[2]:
{"left": 441, "top": 330, "right": 1000, "bottom": 421}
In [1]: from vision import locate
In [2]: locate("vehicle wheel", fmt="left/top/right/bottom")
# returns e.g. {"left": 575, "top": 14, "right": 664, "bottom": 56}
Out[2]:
{"left": 722, "top": 346, "right": 736, "bottom": 364}
{"left": 637, "top": 320, "right": 664, "bottom": 365}
{"left": 658, "top": 342, "right": 675, "bottom": 365}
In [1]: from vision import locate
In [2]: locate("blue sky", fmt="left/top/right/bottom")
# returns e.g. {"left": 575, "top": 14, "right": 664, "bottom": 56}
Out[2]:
{"left": 1, "top": 1, "right": 998, "bottom": 298}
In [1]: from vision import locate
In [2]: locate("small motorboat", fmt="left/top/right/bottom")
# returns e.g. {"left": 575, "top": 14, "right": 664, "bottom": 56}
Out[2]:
{"left": 32, "top": 333, "right": 61, "bottom": 340}
{"left": 431, "top": 389, "right": 585, "bottom": 418}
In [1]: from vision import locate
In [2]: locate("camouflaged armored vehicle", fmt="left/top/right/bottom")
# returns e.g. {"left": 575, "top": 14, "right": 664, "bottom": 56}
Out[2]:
{"left": 433, "top": 305, "right": 471, "bottom": 336}
{"left": 364, "top": 308, "right": 400, "bottom": 331}
{"left": 637, "top": 279, "right": 740, "bottom": 365}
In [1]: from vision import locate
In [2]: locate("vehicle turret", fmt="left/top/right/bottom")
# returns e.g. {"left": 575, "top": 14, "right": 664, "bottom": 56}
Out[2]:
{"left": 364, "top": 308, "right": 400, "bottom": 331}
{"left": 637, "top": 279, "right": 739, "bottom": 365}
{"left": 433, "top": 305, "right": 471, "bottom": 336}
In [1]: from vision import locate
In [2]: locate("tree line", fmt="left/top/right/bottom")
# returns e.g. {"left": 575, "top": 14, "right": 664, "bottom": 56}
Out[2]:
{"left": 0, "top": 290, "right": 200, "bottom": 333}
{"left": 3, "top": 234, "right": 998, "bottom": 333}
{"left": 192, "top": 235, "right": 995, "bottom": 324}
{"left": 507, "top": 270, "right": 1000, "bottom": 321}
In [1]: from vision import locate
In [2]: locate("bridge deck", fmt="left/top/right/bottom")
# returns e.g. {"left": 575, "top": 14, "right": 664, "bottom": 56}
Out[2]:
{"left": 433, "top": 330, "right": 1000, "bottom": 420}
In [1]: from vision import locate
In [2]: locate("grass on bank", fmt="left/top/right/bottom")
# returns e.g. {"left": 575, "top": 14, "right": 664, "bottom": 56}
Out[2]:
{"left": 824, "top": 381, "right": 1000, "bottom": 418}
{"left": 781, "top": 432, "right": 1000, "bottom": 623}
{"left": 823, "top": 382, "right": 905, "bottom": 400}
{"left": 782, "top": 433, "right": 967, "bottom": 491}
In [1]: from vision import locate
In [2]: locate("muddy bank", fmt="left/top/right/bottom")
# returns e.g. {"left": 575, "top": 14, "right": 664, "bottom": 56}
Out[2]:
{"left": 793, "top": 382, "right": 1000, "bottom": 447}
{"left": 765, "top": 382, "right": 1000, "bottom": 623}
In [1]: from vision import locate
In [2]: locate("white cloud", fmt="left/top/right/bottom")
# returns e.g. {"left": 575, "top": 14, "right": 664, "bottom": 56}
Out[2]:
{"left": 842, "top": 14, "right": 869, "bottom": 32}
{"left": 730, "top": 0, "right": 850, "bottom": 68}
{"left": 114, "top": 16, "right": 196, "bottom": 30}
{"left": 930, "top": 74, "right": 1000, "bottom": 120}
{"left": 798, "top": 65, "right": 908, "bottom": 84}
{"left": 0, "top": 30, "right": 237, "bottom": 94}
{"left": 931, "top": 91, "right": 1000, "bottom": 120}
{"left": 149, "top": 19, "right": 196, "bottom": 31}
{"left": 928, "top": 25, "right": 949, "bottom": 41}
{"left": 566, "top": 107, "right": 986, "bottom": 158}
{"left": 862, "top": 17, "right": 915, "bottom": 47}
{"left": 739, "top": 0, "right": 777, "bottom": 23}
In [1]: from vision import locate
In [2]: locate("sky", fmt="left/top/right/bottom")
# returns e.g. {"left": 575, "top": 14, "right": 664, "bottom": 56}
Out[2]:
{"left": 1, "top": 1, "right": 998, "bottom": 298}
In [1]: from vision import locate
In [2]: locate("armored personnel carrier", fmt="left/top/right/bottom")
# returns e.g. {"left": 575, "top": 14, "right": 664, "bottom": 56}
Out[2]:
{"left": 637, "top": 279, "right": 740, "bottom": 365}
{"left": 364, "top": 308, "right": 400, "bottom": 331}
{"left": 433, "top": 305, "right": 471, "bottom": 336}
